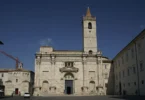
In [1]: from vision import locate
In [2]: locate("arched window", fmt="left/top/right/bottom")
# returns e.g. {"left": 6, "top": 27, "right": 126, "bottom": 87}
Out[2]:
{"left": 89, "top": 50, "right": 93, "bottom": 54}
{"left": 88, "top": 22, "right": 92, "bottom": 29}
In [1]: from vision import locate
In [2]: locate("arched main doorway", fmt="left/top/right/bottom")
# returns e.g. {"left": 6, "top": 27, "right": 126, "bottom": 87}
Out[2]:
{"left": 64, "top": 73, "right": 74, "bottom": 94}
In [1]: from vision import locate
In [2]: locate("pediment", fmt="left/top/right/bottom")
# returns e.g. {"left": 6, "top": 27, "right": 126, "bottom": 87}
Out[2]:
{"left": 59, "top": 67, "right": 78, "bottom": 73}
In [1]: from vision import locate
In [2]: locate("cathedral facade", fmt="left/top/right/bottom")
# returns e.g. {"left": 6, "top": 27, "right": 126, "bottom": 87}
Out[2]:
{"left": 33, "top": 8, "right": 114, "bottom": 96}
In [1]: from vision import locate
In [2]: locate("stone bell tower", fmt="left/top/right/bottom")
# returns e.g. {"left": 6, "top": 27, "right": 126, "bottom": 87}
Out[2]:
{"left": 82, "top": 7, "right": 97, "bottom": 54}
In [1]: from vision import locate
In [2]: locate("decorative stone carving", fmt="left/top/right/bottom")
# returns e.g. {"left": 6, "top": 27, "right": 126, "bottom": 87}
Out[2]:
{"left": 81, "top": 86, "right": 88, "bottom": 91}
{"left": 50, "top": 55, "right": 56, "bottom": 65}
{"left": 49, "top": 86, "right": 56, "bottom": 90}
{"left": 36, "top": 59, "right": 41, "bottom": 65}
{"left": 59, "top": 66, "right": 79, "bottom": 73}
{"left": 97, "top": 60, "right": 101, "bottom": 64}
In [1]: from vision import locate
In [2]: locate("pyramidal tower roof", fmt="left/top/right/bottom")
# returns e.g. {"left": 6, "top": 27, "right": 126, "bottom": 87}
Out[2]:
{"left": 86, "top": 7, "right": 92, "bottom": 17}
{"left": 83, "top": 7, "right": 96, "bottom": 21}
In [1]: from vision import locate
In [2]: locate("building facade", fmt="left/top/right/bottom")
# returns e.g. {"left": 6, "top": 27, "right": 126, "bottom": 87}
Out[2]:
{"left": 33, "top": 8, "right": 114, "bottom": 96}
{"left": 113, "top": 29, "right": 145, "bottom": 95}
{"left": 0, "top": 68, "right": 34, "bottom": 96}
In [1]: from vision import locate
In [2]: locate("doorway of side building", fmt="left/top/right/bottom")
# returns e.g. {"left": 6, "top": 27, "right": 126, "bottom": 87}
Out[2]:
{"left": 64, "top": 73, "right": 74, "bottom": 95}
{"left": 119, "top": 82, "right": 122, "bottom": 95}
{"left": 15, "top": 88, "right": 19, "bottom": 95}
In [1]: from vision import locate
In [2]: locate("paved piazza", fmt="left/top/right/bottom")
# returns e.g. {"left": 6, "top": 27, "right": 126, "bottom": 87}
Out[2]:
{"left": 0, "top": 96, "right": 145, "bottom": 100}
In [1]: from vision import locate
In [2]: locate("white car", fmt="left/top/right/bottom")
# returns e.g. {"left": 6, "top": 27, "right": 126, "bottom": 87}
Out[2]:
{"left": 24, "top": 93, "right": 30, "bottom": 98}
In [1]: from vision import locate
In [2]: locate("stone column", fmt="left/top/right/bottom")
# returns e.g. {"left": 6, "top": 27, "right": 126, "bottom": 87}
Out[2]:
{"left": 50, "top": 55, "right": 56, "bottom": 94}
{"left": 82, "top": 56, "right": 88, "bottom": 94}
{"left": 33, "top": 56, "right": 41, "bottom": 96}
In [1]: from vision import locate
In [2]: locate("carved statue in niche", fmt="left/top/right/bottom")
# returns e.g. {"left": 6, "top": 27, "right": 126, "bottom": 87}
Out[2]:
{"left": 82, "top": 57, "right": 87, "bottom": 64}
{"left": 36, "top": 59, "right": 41, "bottom": 65}
{"left": 50, "top": 55, "right": 56, "bottom": 65}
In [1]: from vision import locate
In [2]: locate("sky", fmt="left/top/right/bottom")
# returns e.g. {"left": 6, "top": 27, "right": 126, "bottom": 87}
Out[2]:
{"left": 0, "top": 0, "right": 145, "bottom": 71}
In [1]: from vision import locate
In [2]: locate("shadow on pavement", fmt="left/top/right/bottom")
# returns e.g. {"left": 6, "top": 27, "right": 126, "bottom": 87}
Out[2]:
{"left": 109, "top": 95, "right": 145, "bottom": 100}
{"left": 0, "top": 96, "right": 12, "bottom": 99}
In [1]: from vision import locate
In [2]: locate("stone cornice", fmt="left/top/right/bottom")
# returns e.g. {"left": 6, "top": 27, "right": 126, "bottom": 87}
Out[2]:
{"left": 102, "top": 60, "right": 112, "bottom": 63}
{"left": 35, "top": 53, "right": 102, "bottom": 58}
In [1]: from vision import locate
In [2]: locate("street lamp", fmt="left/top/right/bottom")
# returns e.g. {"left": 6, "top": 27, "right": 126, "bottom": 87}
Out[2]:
{"left": 0, "top": 41, "right": 4, "bottom": 45}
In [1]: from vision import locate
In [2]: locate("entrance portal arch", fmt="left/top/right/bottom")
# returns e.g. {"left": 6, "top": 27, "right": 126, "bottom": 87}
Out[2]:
{"left": 64, "top": 73, "right": 74, "bottom": 94}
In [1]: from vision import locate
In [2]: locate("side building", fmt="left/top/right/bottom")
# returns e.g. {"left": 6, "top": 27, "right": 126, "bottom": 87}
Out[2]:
{"left": 0, "top": 68, "right": 34, "bottom": 96}
{"left": 113, "top": 29, "right": 145, "bottom": 95}
{"left": 0, "top": 69, "right": 8, "bottom": 96}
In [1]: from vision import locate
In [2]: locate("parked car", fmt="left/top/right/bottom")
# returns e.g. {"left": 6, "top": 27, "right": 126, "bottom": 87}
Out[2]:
{"left": 24, "top": 93, "right": 30, "bottom": 98}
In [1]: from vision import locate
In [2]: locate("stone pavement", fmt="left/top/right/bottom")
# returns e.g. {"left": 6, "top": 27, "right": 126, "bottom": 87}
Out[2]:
{"left": 0, "top": 95, "right": 145, "bottom": 100}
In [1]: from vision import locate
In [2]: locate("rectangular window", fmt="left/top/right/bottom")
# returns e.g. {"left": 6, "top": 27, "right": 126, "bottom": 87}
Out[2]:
{"left": 104, "top": 65, "right": 107, "bottom": 69}
{"left": 126, "top": 52, "right": 128, "bottom": 62}
{"left": 133, "top": 66, "right": 136, "bottom": 74}
{"left": 134, "top": 82, "right": 136, "bottom": 86}
{"left": 128, "top": 68, "right": 130, "bottom": 76}
{"left": 119, "top": 71, "right": 121, "bottom": 79}
{"left": 1, "top": 73, "right": 4, "bottom": 77}
{"left": 123, "top": 70, "right": 125, "bottom": 77}
{"left": 118, "top": 60, "right": 120, "bottom": 67}
{"left": 116, "top": 74, "right": 118, "bottom": 80}
{"left": 122, "top": 56, "right": 124, "bottom": 64}
{"left": 128, "top": 83, "right": 130, "bottom": 86}
{"left": 65, "top": 62, "right": 74, "bottom": 67}
{"left": 140, "top": 61, "right": 144, "bottom": 72}
{"left": 141, "top": 80, "right": 144, "bottom": 84}
{"left": 138, "top": 43, "right": 141, "bottom": 53}
{"left": 105, "top": 83, "right": 108, "bottom": 88}
{"left": 123, "top": 83, "right": 125, "bottom": 87}
{"left": 115, "top": 61, "right": 117, "bottom": 68}
{"left": 131, "top": 48, "right": 134, "bottom": 58}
